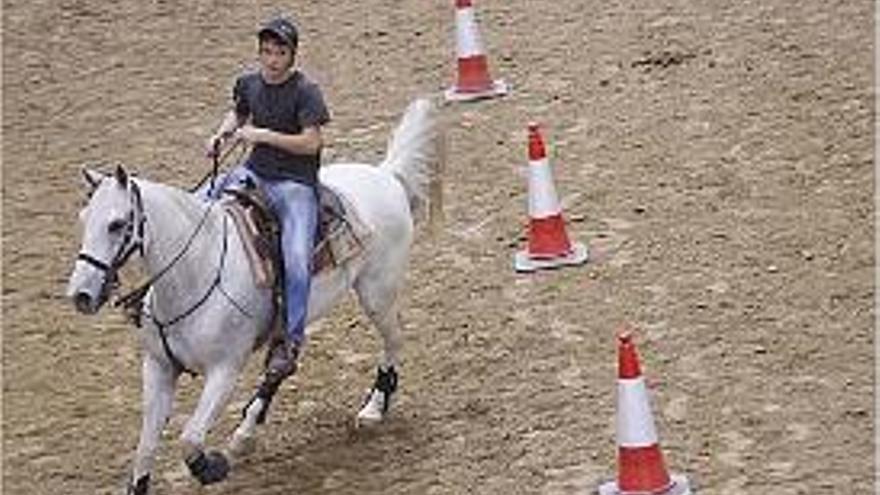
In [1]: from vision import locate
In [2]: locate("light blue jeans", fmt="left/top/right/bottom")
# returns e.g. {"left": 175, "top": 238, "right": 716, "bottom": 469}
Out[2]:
{"left": 200, "top": 165, "right": 318, "bottom": 345}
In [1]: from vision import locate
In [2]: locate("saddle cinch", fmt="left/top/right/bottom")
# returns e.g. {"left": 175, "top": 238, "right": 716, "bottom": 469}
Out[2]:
{"left": 221, "top": 180, "right": 371, "bottom": 289}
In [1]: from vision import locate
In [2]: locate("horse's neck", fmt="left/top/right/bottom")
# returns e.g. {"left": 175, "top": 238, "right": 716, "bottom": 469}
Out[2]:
{"left": 138, "top": 181, "right": 225, "bottom": 300}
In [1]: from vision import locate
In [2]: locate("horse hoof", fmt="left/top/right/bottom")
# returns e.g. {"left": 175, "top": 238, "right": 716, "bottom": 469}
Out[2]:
{"left": 356, "top": 409, "right": 383, "bottom": 427}
{"left": 125, "top": 473, "right": 150, "bottom": 495}
{"left": 356, "top": 390, "right": 387, "bottom": 427}
{"left": 355, "top": 412, "right": 382, "bottom": 429}
{"left": 186, "top": 450, "right": 230, "bottom": 485}
{"left": 357, "top": 367, "right": 399, "bottom": 427}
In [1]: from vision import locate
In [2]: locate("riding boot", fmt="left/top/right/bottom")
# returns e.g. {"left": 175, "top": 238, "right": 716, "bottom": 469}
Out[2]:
{"left": 264, "top": 338, "right": 300, "bottom": 386}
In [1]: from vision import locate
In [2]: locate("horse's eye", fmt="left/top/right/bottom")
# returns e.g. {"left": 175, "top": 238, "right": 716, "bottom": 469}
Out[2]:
{"left": 108, "top": 219, "right": 127, "bottom": 234}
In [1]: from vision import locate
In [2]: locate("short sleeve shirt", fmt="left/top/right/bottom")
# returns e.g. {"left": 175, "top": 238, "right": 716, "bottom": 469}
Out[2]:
{"left": 233, "top": 70, "right": 330, "bottom": 184}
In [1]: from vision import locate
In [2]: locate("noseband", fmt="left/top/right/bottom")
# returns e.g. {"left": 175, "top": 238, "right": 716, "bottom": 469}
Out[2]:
{"left": 76, "top": 181, "right": 146, "bottom": 305}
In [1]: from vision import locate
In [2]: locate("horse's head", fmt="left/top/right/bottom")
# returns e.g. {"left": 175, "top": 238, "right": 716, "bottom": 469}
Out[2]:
{"left": 67, "top": 165, "right": 146, "bottom": 314}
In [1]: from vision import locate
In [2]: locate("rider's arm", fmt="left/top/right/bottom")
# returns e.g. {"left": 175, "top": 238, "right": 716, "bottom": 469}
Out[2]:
{"left": 214, "top": 110, "right": 246, "bottom": 141}
{"left": 235, "top": 125, "right": 323, "bottom": 156}
{"left": 205, "top": 110, "right": 246, "bottom": 157}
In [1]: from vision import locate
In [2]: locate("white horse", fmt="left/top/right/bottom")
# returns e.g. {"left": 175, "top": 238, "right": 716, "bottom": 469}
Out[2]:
{"left": 66, "top": 98, "right": 437, "bottom": 495}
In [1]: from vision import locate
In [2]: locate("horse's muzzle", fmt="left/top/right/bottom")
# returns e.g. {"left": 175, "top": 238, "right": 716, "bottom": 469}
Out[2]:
{"left": 72, "top": 291, "right": 99, "bottom": 314}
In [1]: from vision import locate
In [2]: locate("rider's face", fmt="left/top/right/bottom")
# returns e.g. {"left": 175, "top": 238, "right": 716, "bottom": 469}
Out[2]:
{"left": 258, "top": 39, "right": 294, "bottom": 83}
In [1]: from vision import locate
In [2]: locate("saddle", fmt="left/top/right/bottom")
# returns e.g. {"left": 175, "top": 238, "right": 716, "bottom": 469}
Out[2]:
{"left": 222, "top": 181, "right": 370, "bottom": 290}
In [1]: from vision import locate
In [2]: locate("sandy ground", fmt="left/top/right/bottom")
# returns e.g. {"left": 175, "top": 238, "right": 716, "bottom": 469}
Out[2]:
{"left": 2, "top": 0, "right": 874, "bottom": 494}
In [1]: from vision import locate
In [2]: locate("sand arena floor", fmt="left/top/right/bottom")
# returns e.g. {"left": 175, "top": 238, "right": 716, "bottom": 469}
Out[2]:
{"left": 3, "top": 0, "right": 874, "bottom": 493}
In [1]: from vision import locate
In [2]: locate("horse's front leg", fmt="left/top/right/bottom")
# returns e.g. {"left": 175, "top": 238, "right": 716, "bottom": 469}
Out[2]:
{"left": 179, "top": 364, "right": 239, "bottom": 485}
{"left": 126, "top": 355, "right": 178, "bottom": 495}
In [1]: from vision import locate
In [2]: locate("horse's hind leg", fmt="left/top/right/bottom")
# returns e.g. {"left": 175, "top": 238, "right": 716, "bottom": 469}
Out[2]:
{"left": 227, "top": 371, "right": 280, "bottom": 458}
{"left": 354, "top": 271, "right": 404, "bottom": 425}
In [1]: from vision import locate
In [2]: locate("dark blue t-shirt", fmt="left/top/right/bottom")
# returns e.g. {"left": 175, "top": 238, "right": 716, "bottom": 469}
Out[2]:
{"left": 233, "top": 70, "right": 330, "bottom": 184}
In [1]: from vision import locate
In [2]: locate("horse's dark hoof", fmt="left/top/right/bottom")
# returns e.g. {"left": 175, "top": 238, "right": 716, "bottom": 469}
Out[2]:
{"left": 126, "top": 473, "right": 150, "bottom": 495}
{"left": 186, "top": 450, "right": 230, "bottom": 485}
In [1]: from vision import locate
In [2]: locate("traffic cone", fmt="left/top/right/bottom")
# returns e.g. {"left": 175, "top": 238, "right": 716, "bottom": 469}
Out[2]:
{"left": 444, "top": 0, "right": 508, "bottom": 102}
{"left": 513, "top": 123, "right": 588, "bottom": 272}
{"left": 598, "top": 330, "right": 692, "bottom": 495}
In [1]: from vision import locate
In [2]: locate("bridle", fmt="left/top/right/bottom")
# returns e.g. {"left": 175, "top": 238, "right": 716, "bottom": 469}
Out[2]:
{"left": 75, "top": 176, "right": 249, "bottom": 376}
{"left": 76, "top": 180, "right": 146, "bottom": 308}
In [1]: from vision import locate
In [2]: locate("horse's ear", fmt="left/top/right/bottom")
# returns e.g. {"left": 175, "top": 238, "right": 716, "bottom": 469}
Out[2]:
{"left": 81, "top": 167, "right": 104, "bottom": 193}
{"left": 114, "top": 164, "right": 128, "bottom": 187}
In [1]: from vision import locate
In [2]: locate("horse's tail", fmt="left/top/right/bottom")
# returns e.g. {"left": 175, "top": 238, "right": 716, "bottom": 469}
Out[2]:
{"left": 379, "top": 97, "right": 441, "bottom": 223}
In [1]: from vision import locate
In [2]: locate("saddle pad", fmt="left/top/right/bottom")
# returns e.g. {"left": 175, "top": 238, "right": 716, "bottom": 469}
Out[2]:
{"left": 313, "top": 184, "right": 372, "bottom": 274}
{"left": 224, "top": 183, "right": 371, "bottom": 289}
{"left": 225, "top": 201, "right": 277, "bottom": 288}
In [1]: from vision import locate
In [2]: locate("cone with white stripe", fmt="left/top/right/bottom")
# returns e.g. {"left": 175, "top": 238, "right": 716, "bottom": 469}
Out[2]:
{"left": 598, "top": 330, "right": 692, "bottom": 495}
{"left": 514, "top": 123, "right": 588, "bottom": 272}
{"left": 444, "top": 0, "right": 508, "bottom": 102}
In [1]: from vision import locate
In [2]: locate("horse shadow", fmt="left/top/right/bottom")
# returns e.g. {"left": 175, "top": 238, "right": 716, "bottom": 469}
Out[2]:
{"left": 212, "top": 407, "right": 428, "bottom": 494}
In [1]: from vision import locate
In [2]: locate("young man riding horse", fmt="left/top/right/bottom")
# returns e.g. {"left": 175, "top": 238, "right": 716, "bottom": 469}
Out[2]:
{"left": 68, "top": 13, "right": 437, "bottom": 492}
{"left": 206, "top": 15, "right": 330, "bottom": 385}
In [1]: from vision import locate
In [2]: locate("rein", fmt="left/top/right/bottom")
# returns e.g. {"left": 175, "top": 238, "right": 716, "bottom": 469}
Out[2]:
{"left": 140, "top": 213, "right": 253, "bottom": 375}
{"left": 119, "top": 137, "right": 242, "bottom": 311}
{"left": 115, "top": 200, "right": 216, "bottom": 311}
{"left": 188, "top": 138, "right": 246, "bottom": 194}
{"left": 99, "top": 182, "right": 250, "bottom": 376}
{"left": 114, "top": 199, "right": 253, "bottom": 375}
{"left": 76, "top": 148, "right": 254, "bottom": 376}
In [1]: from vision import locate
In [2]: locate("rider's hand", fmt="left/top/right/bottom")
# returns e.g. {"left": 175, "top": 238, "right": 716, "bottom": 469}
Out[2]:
{"left": 205, "top": 134, "right": 223, "bottom": 159}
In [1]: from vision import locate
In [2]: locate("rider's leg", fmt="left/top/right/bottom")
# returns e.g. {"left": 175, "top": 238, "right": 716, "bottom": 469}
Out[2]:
{"left": 258, "top": 178, "right": 319, "bottom": 381}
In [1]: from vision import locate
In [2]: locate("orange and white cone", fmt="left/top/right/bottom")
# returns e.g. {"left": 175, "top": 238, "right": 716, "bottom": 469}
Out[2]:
{"left": 598, "top": 331, "right": 692, "bottom": 495}
{"left": 444, "top": 0, "right": 508, "bottom": 102}
{"left": 514, "top": 123, "right": 587, "bottom": 272}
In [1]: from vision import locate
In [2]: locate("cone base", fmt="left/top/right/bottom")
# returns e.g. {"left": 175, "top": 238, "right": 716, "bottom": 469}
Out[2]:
{"left": 514, "top": 241, "right": 588, "bottom": 273}
{"left": 444, "top": 79, "right": 509, "bottom": 102}
{"left": 598, "top": 473, "right": 692, "bottom": 495}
